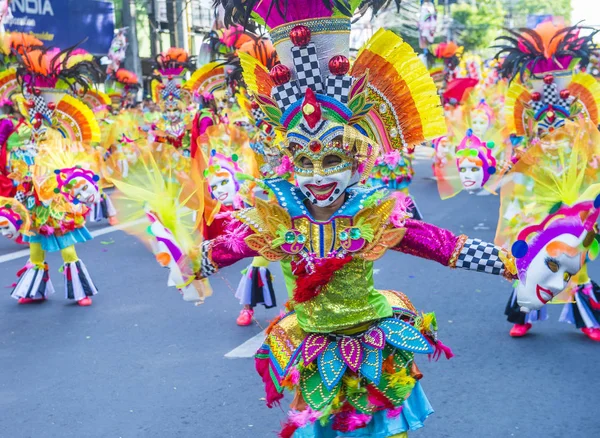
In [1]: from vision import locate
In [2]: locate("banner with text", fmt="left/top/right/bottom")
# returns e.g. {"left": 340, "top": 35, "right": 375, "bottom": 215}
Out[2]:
{"left": 5, "top": 0, "right": 115, "bottom": 54}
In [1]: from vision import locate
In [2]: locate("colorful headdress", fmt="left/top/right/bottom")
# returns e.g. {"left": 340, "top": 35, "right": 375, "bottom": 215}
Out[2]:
{"left": 455, "top": 130, "right": 497, "bottom": 183}
{"left": 32, "top": 134, "right": 101, "bottom": 203}
{"left": 227, "top": 0, "right": 445, "bottom": 162}
{"left": 106, "top": 68, "right": 140, "bottom": 109}
{"left": 495, "top": 22, "right": 600, "bottom": 138}
{"left": 14, "top": 44, "right": 102, "bottom": 144}
{"left": 184, "top": 61, "right": 227, "bottom": 101}
{"left": 151, "top": 48, "right": 195, "bottom": 109}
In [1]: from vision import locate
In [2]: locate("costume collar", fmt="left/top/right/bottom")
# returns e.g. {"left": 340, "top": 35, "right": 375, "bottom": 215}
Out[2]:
{"left": 263, "top": 178, "right": 384, "bottom": 223}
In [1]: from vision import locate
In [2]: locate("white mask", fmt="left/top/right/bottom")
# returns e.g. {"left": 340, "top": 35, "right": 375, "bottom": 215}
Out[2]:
{"left": 296, "top": 169, "right": 352, "bottom": 207}
{"left": 458, "top": 159, "right": 484, "bottom": 191}
{"left": 516, "top": 234, "right": 584, "bottom": 311}
{"left": 68, "top": 177, "right": 100, "bottom": 206}
{"left": 0, "top": 219, "right": 18, "bottom": 240}
{"left": 209, "top": 173, "right": 237, "bottom": 206}
{"left": 471, "top": 113, "right": 490, "bottom": 139}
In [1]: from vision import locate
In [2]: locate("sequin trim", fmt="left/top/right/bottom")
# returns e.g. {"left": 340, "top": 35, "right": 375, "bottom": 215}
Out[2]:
{"left": 448, "top": 234, "right": 468, "bottom": 268}
{"left": 270, "top": 18, "right": 351, "bottom": 45}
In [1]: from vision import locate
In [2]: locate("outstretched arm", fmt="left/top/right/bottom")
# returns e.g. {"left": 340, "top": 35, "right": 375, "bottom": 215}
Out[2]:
{"left": 195, "top": 219, "right": 259, "bottom": 279}
{"left": 394, "top": 219, "right": 516, "bottom": 280}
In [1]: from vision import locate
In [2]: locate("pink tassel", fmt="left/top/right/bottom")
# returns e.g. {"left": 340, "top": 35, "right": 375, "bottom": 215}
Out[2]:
{"left": 428, "top": 339, "right": 454, "bottom": 361}
{"left": 386, "top": 406, "right": 404, "bottom": 419}
{"left": 288, "top": 407, "right": 321, "bottom": 427}
{"left": 222, "top": 223, "right": 251, "bottom": 254}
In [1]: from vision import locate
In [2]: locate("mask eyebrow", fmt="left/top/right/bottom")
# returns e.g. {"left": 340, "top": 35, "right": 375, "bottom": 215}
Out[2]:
{"left": 546, "top": 241, "right": 579, "bottom": 258}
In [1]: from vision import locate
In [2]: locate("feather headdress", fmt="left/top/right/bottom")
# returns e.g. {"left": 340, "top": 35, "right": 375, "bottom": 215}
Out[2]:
{"left": 218, "top": 0, "right": 445, "bottom": 162}
{"left": 496, "top": 22, "right": 600, "bottom": 138}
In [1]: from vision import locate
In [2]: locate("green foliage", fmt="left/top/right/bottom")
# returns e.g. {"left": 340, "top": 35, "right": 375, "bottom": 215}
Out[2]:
{"left": 451, "top": 0, "right": 507, "bottom": 52}
{"left": 508, "top": 0, "right": 572, "bottom": 23}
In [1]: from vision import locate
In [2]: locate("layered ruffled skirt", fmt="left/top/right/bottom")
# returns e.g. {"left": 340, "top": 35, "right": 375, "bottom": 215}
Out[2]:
{"left": 23, "top": 227, "right": 93, "bottom": 252}
{"left": 255, "top": 290, "right": 448, "bottom": 437}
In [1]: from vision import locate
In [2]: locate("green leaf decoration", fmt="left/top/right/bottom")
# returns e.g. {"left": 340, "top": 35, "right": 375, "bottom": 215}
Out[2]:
{"left": 300, "top": 365, "right": 341, "bottom": 411}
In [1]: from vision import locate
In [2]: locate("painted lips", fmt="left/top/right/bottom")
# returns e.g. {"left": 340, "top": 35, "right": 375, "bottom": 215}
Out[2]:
{"left": 305, "top": 182, "right": 337, "bottom": 201}
{"left": 462, "top": 180, "right": 476, "bottom": 187}
{"left": 536, "top": 284, "right": 554, "bottom": 304}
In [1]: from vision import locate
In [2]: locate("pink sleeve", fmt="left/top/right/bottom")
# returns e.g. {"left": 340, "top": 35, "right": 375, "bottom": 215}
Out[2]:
{"left": 393, "top": 219, "right": 465, "bottom": 266}
{"left": 197, "top": 219, "right": 259, "bottom": 278}
{"left": 198, "top": 116, "right": 214, "bottom": 136}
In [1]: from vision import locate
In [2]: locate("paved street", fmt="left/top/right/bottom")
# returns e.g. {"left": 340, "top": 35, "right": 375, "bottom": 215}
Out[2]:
{"left": 1, "top": 157, "right": 598, "bottom": 438}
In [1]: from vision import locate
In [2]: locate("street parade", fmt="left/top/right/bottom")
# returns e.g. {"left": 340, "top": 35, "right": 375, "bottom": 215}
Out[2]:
{"left": 0, "top": 0, "right": 599, "bottom": 437}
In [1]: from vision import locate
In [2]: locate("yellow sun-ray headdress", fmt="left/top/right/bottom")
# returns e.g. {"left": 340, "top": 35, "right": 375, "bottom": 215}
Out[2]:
{"left": 228, "top": 0, "right": 445, "bottom": 166}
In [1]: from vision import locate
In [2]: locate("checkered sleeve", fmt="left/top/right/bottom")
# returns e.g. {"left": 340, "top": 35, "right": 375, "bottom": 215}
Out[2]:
{"left": 197, "top": 240, "right": 218, "bottom": 279}
{"left": 454, "top": 238, "right": 510, "bottom": 276}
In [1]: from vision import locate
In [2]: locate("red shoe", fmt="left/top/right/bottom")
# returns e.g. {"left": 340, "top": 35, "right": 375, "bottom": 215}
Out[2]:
{"left": 77, "top": 297, "right": 93, "bottom": 307}
{"left": 509, "top": 323, "right": 532, "bottom": 337}
{"left": 236, "top": 308, "right": 254, "bottom": 326}
{"left": 17, "top": 297, "right": 44, "bottom": 304}
{"left": 108, "top": 216, "right": 119, "bottom": 226}
{"left": 581, "top": 328, "right": 600, "bottom": 342}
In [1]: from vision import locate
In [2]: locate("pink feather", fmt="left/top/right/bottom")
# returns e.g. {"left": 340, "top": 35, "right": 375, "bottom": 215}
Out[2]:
{"left": 386, "top": 406, "right": 404, "bottom": 419}
{"left": 288, "top": 407, "right": 321, "bottom": 427}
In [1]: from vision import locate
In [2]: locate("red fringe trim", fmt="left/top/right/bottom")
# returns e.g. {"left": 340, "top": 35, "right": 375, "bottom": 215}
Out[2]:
{"left": 278, "top": 421, "right": 299, "bottom": 438}
{"left": 366, "top": 385, "right": 394, "bottom": 411}
{"left": 255, "top": 355, "right": 283, "bottom": 408}
{"left": 292, "top": 255, "right": 353, "bottom": 303}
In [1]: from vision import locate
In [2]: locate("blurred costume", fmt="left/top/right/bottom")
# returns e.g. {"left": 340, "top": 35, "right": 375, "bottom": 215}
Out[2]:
{"left": 6, "top": 44, "right": 102, "bottom": 306}
{"left": 494, "top": 22, "right": 600, "bottom": 339}
{"left": 150, "top": 48, "right": 194, "bottom": 156}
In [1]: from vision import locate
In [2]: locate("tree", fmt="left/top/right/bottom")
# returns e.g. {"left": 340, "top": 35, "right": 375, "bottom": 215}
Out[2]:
{"left": 505, "top": 0, "right": 572, "bottom": 25}
{"left": 451, "top": 0, "right": 506, "bottom": 52}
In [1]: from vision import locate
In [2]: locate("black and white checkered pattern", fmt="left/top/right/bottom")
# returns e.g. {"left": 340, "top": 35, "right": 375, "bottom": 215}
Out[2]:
{"left": 531, "top": 83, "right": 572, "bottom": 113}
{"left": 162, "top": 79, "right": 181, "bottom": 100}
{"left": 28, "top": 95, "right": 54, "bottom": 120}
{"left": 325, "top": 75, "right": 353, "bottom": 103}
{"left": 272, "top": 81, "right": 301, "bottom": 111}
{"left": 456, "top": 238, "right": 505, "bottom": 275}
{"left": 251, "top": 106, "right": 265, "bottom": 122}
{"left": 14, "top": 191, "right": 26, "bottom": 204}
{"left": 198, "top": 240, "right": 217, "bottom": 278}
{"left": 292, "top": 44, "right": 323, "bottom": 93}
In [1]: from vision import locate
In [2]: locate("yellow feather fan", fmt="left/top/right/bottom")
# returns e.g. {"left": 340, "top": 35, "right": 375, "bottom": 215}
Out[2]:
{"left": 184, "top": 61, "right": 227, "bottom": 96}
{"left": 31, "top": 131, "right": 102, "bottom": 204}
{"left": 54, "top": 93, "right": 102, "bottom": 144}
{"left": 504, "top": 79, "right": 532, "bottom": 137}
{"left": 568, "top": 72, "right": 600, "bottom": 126}
{"left": 351, "top": 29, "right": 446, "bottom": 152}
{"left": 0, "top": 69, "right": 19, "bottom": 103}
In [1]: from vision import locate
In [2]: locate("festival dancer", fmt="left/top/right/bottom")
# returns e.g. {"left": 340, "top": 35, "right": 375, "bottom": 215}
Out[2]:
{"left": 6, "top": 44, "right": 103, "bottom": 306}
{"left": 149, "top": 48, "right": 195, "bottom": 156}
{"left": 494, "top": 21, "right": 600, "bottom": 339}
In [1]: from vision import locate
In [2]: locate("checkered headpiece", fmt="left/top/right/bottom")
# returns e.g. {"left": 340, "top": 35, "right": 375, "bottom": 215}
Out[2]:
{"left": 528, "top": 74, "right": 576, "bottom": 136}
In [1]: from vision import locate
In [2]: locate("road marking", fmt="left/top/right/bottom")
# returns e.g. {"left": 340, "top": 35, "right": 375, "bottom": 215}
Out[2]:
{"left": 224, "top": 329, "right": 266, "bottom": 358}
{"left": 0, "top": 218, "right": 147, "bottom": 264}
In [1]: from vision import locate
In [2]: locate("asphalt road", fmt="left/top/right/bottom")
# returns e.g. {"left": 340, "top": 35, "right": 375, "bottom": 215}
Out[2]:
{"left": 1, "top": 159, "right": 598, "bottom": 438}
